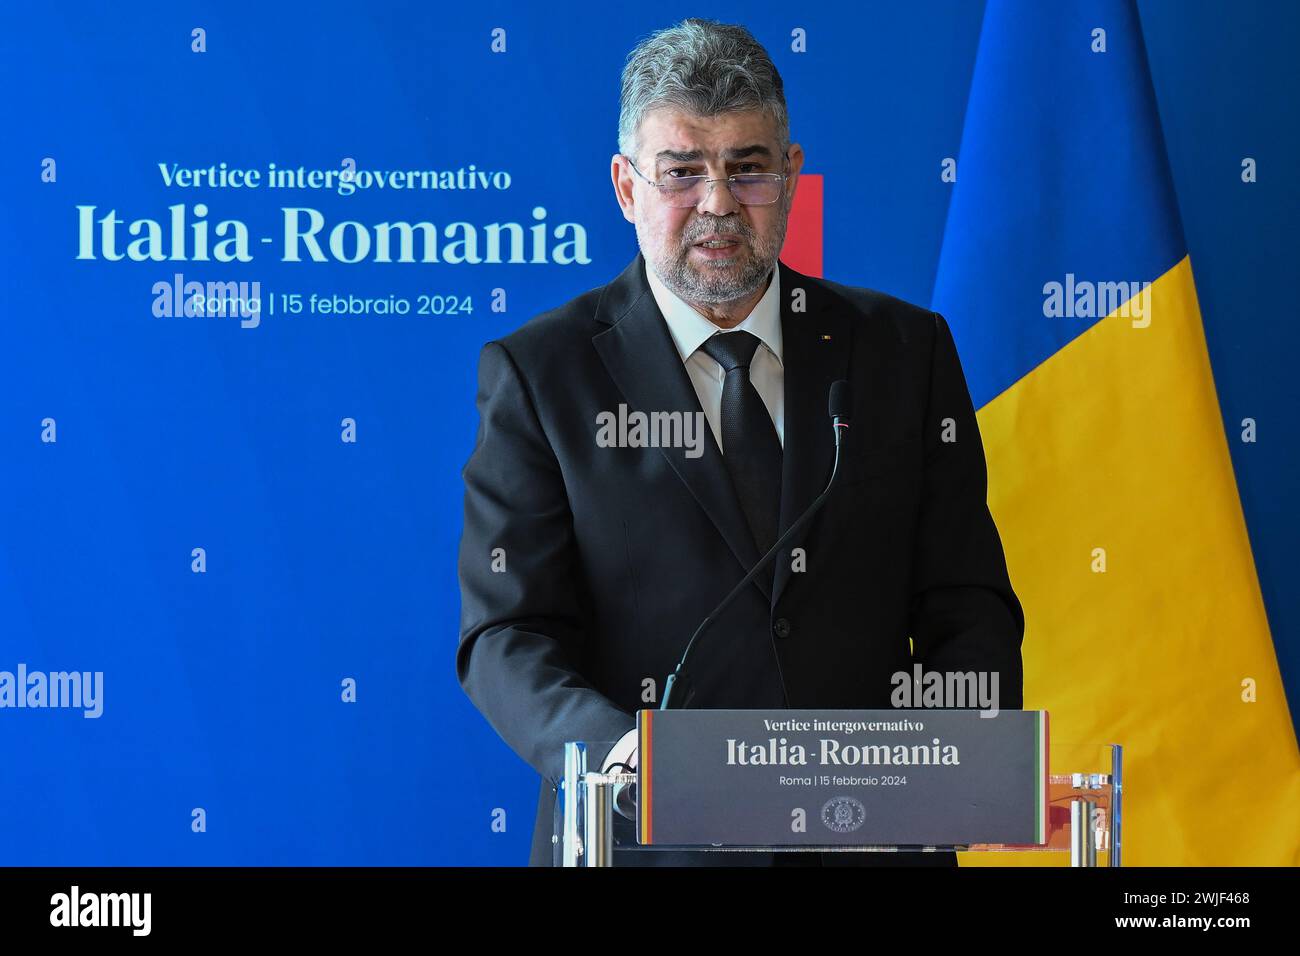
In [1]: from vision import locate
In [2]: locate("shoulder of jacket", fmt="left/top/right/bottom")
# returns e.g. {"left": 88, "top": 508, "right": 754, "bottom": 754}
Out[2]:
{"left": 487, "top": 280, "right": 607, "bottom": 367}
{"left": 809, "top": 274, "right": 937, "bottom": 347}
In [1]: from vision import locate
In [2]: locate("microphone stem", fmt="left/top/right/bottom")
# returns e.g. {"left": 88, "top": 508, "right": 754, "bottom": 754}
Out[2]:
{"left": 662, "top": 427, "right": 846, "bottom": 709}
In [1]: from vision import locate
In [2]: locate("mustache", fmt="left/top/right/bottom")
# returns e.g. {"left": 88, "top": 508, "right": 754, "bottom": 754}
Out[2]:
{"left": 683, "top": 231, "right": 750, "bottom": 245}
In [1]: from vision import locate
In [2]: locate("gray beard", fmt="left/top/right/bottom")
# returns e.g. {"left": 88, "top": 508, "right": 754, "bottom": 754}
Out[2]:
{"left": 647, "top": 207, "right": 789, "bottom": 306}
{"left": 656, "top": 246, "right": 775, "bottom": 304}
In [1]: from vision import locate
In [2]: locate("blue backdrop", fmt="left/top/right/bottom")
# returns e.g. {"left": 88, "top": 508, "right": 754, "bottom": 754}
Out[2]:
{"left": 1, "top": 0, "right": 1294, "bottom": 864}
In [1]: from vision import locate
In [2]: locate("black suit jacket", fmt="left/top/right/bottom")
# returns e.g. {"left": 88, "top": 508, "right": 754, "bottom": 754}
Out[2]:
{"left": 456, "top": 252, "right": 1025, "bottom": 866}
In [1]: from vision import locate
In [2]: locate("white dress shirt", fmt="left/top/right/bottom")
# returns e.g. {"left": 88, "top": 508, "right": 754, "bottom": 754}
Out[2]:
{"left": 646, "top": 258, "right": 785, "bottom": 450}
{"left": 601, "top": 259, "right": 786, "bottom": 809}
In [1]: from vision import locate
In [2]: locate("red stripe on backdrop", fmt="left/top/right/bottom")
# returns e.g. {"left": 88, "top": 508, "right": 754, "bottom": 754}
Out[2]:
{"left": 780, "top": 173, "right": 822, "bottom": 277}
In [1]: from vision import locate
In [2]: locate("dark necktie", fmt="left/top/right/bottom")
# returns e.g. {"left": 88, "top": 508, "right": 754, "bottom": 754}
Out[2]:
{"left": 699, "top": 331, "right": 783, "bottom": 556}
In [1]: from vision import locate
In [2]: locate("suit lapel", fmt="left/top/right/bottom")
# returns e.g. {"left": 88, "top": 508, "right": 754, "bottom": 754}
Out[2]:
{"left": 771, "top": 260, "right": 852, "bottom": 607}
{"left": 592, "top": 253, "right": 771, "bottom": 602}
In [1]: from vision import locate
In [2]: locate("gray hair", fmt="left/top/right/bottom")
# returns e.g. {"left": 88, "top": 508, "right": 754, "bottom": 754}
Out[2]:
{"left": 618, "top": 18, "right": 790, "bottom": 168}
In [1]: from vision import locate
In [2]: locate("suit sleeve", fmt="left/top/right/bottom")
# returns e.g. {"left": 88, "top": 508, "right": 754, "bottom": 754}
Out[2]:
{"left": 456, "top": 341, "right": 636, "bottom": 786}
{"left": 907, "top": 313, "right": 1025, "bottom": 709}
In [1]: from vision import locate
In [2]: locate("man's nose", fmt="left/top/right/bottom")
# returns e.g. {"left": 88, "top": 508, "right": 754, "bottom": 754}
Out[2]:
{"left": 694, "top": 166, "right": 741, "bottom": 217}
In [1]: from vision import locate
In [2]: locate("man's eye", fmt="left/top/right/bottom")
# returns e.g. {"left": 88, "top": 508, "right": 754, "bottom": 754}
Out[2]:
{"left": 665, "top": 164, "right": 763, "bottom": 178}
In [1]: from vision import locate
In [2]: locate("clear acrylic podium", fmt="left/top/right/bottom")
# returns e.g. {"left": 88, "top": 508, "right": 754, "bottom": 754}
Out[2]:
{"left": 556, "top": 738, "right": 1122, "bottom": 867}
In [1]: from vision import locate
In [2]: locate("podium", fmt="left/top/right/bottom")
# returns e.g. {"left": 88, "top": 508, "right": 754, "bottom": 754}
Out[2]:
{"left": 556, "top": 709, "right": 1122, "bottom": 867}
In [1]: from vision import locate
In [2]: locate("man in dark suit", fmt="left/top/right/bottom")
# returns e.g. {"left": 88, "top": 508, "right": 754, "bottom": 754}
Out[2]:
{"left": 456, "top": 18, "right": 1024, "bottom": 866}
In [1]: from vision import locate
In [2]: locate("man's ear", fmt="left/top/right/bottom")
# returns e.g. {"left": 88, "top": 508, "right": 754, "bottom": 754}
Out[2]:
{"left": 784, "top": 143, "right": 806, "bottom": 205}
{"left": 611, "top": 154, "right": 637, "bottom": 224}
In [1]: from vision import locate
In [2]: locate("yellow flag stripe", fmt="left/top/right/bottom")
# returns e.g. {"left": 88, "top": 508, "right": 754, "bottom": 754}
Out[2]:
{"left": 960, "top": 255, "right": 1300, "bottom": 866}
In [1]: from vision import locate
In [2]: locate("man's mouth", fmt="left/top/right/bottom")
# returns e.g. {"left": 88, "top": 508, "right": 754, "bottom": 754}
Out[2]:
{"left": 693, "top": 235, "right": 742, "bottom": 248}
{"left": 692, "top": 235, "right": 743, "bottom": 258}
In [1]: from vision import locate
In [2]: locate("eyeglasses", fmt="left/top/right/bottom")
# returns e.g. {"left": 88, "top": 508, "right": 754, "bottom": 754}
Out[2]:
{"left": 625, "top": 154, "right": 790, "bottom": 207}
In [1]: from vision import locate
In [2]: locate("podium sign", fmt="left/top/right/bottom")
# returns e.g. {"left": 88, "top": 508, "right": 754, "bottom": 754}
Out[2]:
{"left": 637, "top": 709, "right": 1049, "bottom": 847}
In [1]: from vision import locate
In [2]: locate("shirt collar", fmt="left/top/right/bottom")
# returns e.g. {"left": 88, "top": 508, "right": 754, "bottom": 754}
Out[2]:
{"left": 644, "top": 257, "right": 783, "bottom": 370}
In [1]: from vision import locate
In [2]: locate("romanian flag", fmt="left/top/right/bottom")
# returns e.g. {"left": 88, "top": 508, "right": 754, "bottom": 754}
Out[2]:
{"left": 932, "top": 0, "right": 1300, "bottom": 865}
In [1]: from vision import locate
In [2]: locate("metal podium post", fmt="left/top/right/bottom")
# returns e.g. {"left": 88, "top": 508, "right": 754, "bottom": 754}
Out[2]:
{"left": 561, "top": 741, "right": 634, "bottom": 867}
{"left": 1067, "top": 744, "right": 1124, "bottom": 867}
{"left": 1070, "top": 797, "right": 1097, "bottom": 867}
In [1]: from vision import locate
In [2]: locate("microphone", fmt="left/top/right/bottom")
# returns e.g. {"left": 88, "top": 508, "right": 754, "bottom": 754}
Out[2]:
{"left": 829, "top": 379, "right": 851, "bottom": 437}
{"left": 661, "top": 379, "right": 853, "bottom": 710}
